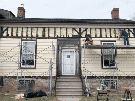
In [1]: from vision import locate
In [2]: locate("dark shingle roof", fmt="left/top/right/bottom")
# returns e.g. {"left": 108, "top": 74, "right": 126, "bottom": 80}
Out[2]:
{"left": 0, "top": 18, "right": 135, "bottom": 24}
{"left": 0, "top": 9, "right": 15, "bottom": 19}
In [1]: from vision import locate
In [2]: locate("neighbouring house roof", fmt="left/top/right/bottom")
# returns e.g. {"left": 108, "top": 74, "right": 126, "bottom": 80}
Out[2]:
{"left": 0, "top": 18, "right": 135, "bottom": 24}
{"left": 0, "top": 9, "right": 15, "bottom": 19}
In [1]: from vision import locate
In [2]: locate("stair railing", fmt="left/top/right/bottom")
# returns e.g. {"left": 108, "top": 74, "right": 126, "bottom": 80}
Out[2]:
{"left": 49, "top": 58, "right": 53, "bottom": 96}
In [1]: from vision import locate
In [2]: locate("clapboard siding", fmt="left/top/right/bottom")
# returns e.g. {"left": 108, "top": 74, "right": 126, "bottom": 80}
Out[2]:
{"left": 81, "top": 38, "right": 135, "bottom": 76}
{"left": 0, "top": 38, "right": 57, "bottom": 76}
{"left": 2, "top": 27, "right": 135, "bottom": 38}
{"left": 0, "top": 24, "right": 135, "bottom": 77}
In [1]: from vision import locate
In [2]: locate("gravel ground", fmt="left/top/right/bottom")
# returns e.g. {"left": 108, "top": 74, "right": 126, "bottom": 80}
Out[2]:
{"left": 0, "top": 93, "right": 134, "bottom": 101}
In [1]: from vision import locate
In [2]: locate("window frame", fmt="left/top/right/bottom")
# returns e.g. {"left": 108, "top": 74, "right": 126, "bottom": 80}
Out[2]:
{"left": 101, "top": 41, "right": 116, "bottom": 69}
{"left": 101, "top": 79, "right": 117, "bottom": 90}
{"left": 18, "top": 79, "right": 35, "bottom": 90}
{"left": 0, "top": 76, "right": 3, "bottom": 86}
{"left": 20, "top": 40, "right": 37, "bottom": 69}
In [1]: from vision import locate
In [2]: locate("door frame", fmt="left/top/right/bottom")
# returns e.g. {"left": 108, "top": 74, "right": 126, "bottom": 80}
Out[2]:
{"left": 57, "top": 38, "right": 81, "bottom": 76}
{"left": 62, "top": 49, "right": 76, "bottom": 75}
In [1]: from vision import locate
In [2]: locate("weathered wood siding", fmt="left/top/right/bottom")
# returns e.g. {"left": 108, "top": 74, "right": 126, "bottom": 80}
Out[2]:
{"left": 0, "top": 25, "right": 135, "bottom": 77}
{"left": 2, "top": 26, "right": 135, "bottom": 38}
{"left": 0, "top": 37, "right": 57, "bottom": 76}
{"left": 81, "top": 28, "right": 135, "bottom": 76}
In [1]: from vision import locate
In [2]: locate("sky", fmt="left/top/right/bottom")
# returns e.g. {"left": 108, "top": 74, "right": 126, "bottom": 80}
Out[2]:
{"left": 0, "top": 0, "right": 135, "bottom": 20}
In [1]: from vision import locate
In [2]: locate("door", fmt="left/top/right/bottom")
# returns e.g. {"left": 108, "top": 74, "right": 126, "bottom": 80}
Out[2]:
{"left": 62, "top": 49, "right": 76, "bottom": 75}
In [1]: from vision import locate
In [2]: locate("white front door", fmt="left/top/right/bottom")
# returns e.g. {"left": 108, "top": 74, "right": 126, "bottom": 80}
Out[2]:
{"left": 62, "top": 49, "right": 76, "bottom": 75}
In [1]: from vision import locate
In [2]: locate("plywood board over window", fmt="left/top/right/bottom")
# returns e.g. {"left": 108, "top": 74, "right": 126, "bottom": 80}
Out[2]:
{"left": 21, "top": 40, "right": 36, "bottom": 68}
{"left": 12, "top": 27, "right": 16, "bottom": 36}
{"left": 55, "top": 28, "right": 60, "bottom": 37}
{"left": 81, "top": 28, "right": 87, "bottom": 37}
{"left": 96, "top": 28, "right": 101, "bottom": 37}
{"left": 114, "top": 29, "right": 120, "bottom": 38}
{"left": 61, "top": 28, "right": 66, "bottom": 37}
{"left": 18, "top": 28, "right": 22, "bottom": 37}
{"left": 38, "top": 28, "right": 43, "bottom": 37}
{"left": 49, "top": 28, "right": 55, "bottom": 37}
{"left": 129, "top": 29, "right": 134, "bottom": 37}
{"left": 22, "top": 28, "right": 27, "bottom": 37}
{"left": 111, "top": 29, "right": 115, "bottom": 38}
{"left": 2, "top": 27, "right": 7, "bottom": 36}
{"left": 27, "top": 27, "right": 31, "bottom": 37}
{"left": 7, "top": 27, "right": 11, "bottom": 36}
{"left": 67, "top": 28, "right": 73, "bottom": 37}
{"left": 91, "top": 28, "right": 95, "bottom": 37}
{"left": 106, "top": 28, "right": 110, "bottom": 38}
{"left": 32, "top": 28, "right": 37, "bottom": 37}
{"left": 101, "top": 29, "right": 105, "bottom": 37}
{"left": 72, "top": 28, "right": 78, "bottom": 36}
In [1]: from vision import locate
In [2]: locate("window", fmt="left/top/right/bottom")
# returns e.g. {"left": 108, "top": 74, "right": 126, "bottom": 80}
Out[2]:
{"left": 101, "top": 79, "right": 117, "bottom": 89}
{"left": 18, "top": 79, "right": 35, "bottom": 91}
{"left": 0, "top": 77, "right": 3, "bottom": 86}
{"left": 101, "top": 42, "right": 116, "bottom": 68}
{"left": 0, "top": 27, "right": 3, "bottom": 37}
{"left": 21, "top": 41, "right": 36, "bottom": 68}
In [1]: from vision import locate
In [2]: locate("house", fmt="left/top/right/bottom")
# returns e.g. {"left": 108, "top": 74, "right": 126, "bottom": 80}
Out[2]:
{"left": 0, "top": 6, "right": 135, "bottom": 96}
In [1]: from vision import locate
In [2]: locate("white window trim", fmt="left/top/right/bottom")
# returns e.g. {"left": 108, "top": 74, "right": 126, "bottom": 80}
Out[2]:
{"left": 21, "top": 41, "right": 36, "bottom": 68}
{"left": 102, "top": 42, "right": 116, "bottom": 69}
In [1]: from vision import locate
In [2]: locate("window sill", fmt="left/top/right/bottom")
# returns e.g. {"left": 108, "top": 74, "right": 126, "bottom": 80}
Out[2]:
{"left": 102, "top": 66, "right": 117, "bottom": 69}
{"left": 20, "top": 67, "right": 36, "bottom": 69}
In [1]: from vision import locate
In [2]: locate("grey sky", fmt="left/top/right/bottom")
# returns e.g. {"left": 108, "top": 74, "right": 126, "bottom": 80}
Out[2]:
{"left": 0, "top": 0, "right": 135, "bottom": 19}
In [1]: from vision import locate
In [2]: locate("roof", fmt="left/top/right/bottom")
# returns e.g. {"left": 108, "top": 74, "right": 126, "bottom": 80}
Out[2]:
{"left": 0, "top": 9, "right": 15, "bottom": 19}
{"left": 0, "top": 18, "right": 135, "bottom": 24}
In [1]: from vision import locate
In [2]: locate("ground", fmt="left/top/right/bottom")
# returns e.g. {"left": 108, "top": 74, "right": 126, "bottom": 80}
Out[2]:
{"left": 0, "top": 92, "right": 134, "bottom": 101}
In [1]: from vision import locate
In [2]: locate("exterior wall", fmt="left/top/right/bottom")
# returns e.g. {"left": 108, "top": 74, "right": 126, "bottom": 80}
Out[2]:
{"left": 86, "top": 78, "right": 135, "bottom": 93}
{"left": 81, "top": 39, "right": 135, "bottom": 77}
{"left": 0, "top": 77, "right": 55, "bottom": 94}
{"left": 1, "top": 26, "right": 135, "bottom": 38}
{"left": 0, "top": 25, "right": 135, "bottom": 77}
{"left": 0, "top": 38, "right": 57, "bottom": 76}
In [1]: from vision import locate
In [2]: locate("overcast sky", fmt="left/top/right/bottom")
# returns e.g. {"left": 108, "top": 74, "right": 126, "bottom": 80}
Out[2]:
{"left": 0, "top": 0, "right": 135, "bottom": 19}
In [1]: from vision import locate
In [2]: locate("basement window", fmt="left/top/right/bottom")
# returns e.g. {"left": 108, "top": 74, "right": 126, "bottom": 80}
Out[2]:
{"left": 101, "top": 79, "right": 117, "bottom": 90}
{"left": 21, "top": 41, "right": 36, "bottom": 68}
{"left": 101, "top": 42, "right": 116, "bottom": 68}
{"left": 18, "top": 79, "right": 35, "bottom": 91}
{"left": 0, "top": 77, "right": 3, "bottom": 86}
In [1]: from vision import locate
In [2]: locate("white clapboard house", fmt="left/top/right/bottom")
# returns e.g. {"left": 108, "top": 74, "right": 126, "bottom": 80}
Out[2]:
{"left": 0, "top": 7, "right": 135, "bottom": 96}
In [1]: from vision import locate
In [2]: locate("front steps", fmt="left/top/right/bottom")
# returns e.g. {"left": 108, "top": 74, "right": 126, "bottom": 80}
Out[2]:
{"left": 56, "top": 76, "right": 83, "bottom": 96}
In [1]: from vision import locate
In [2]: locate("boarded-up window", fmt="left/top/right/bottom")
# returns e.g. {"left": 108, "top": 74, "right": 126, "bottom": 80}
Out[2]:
{"left": 21, "top": 41, "right": 36, "bottom": 68}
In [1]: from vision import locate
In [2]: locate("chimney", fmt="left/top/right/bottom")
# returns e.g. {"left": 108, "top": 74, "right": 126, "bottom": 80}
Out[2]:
{"left": 17, "top": 4, "right": 25, "bottom": 18}
{"left": 111, "top": 8, "right": 119, "bottom": 19}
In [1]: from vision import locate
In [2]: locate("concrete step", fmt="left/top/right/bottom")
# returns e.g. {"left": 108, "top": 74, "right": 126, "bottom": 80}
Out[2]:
{"left": 56, "top": 84, "right": 82, "bottom": 88}
{"left": 57, "top": 78, "right": 81, "bottom": 82}
{"left": 57, "top": 76, "right": 80, "bottom": 79}
{"left": 56, "top": 88, "right": 83, "bottom": 92}
{"left": 56, "top": 86, "right": 82, "bottom": 89}
{"left": 56, "top": 76, "right": 83, "bottom": 96}
{"left": 56, "top": 82, "right": 82, "bottom": 87}
{"left": 56, "top": 96, "right": 83, "bottom": 101}
{"left": 56, "top": 91, "right": 83, "bottom": 96}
